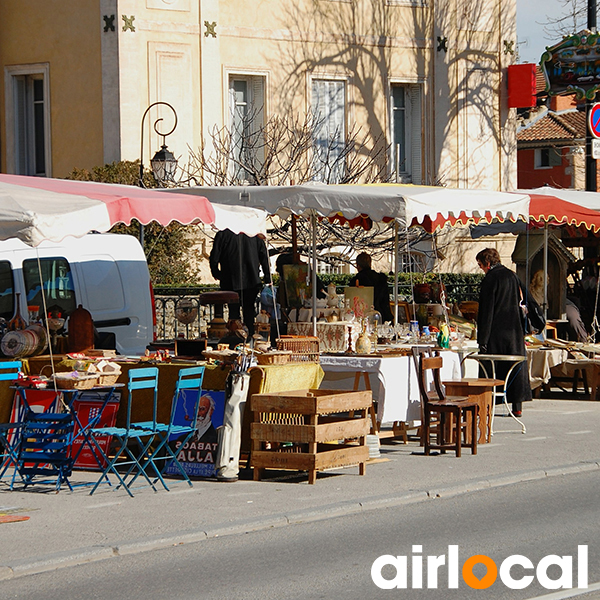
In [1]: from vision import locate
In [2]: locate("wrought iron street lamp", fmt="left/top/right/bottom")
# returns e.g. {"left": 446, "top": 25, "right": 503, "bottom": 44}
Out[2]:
{"left": 138, "top": 101, "right": 178, "bottom": 246}
{"left": 139, "top": 101, "right": 178, "bottom": 187}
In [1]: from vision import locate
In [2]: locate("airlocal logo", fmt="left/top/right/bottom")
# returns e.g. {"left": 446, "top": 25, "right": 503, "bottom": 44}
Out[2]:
{"left": 371, "top": 545, "right": 588, "bottom": 590}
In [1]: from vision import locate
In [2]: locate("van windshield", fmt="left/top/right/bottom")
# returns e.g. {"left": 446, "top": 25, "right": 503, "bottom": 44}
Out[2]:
{"left": 0, "top": 261, "right": 14, "bottom": 320}
{"left": 23, "top": 257, "right": 77, "bottom": 318}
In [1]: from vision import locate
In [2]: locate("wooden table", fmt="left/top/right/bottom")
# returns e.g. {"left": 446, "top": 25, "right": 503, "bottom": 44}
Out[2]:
{"left": 442, "top": 378, "right": 503, "bottom": 443}
{"left": 320, "top": 351, "right": 461, "bottom": 428}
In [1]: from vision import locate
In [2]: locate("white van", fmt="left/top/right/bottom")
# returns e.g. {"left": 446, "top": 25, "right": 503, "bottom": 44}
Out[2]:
{"left": 0, "top": 233, "right": 154, "bottom": 355}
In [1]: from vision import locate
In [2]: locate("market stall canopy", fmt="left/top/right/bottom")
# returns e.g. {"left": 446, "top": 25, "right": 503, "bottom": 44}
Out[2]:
{"left": 524, "top": 186, "right": 600, "bottom": 216}
{"left": 469, "top": 192, "right": 600, "bottom": 237}
{"left": 205, "top": 202, "right": 267, "bottom": 237}
{"left": 174, "top": 182, "right": 530, "bottom": 226}
{"left": 0, "top": 174, "right": 216, "bottom": 246}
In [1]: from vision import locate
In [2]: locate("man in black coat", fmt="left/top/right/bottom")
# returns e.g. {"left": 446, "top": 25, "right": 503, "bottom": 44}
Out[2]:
{"left": 349, "top": 252, "right": 394, "bottom": 323}
{"left": 209, "top": 229, "right": 270, "bottom": 336}
{"left": 476, "top": 248, "right": 531, "bottom": 417}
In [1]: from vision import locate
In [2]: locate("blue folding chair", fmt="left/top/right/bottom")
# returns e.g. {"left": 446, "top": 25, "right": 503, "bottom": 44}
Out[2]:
{"left": 0, "top": 361, "right": 24, "bottom": 481}
{"left": 89, "top": 367, "right": 160, "bottom": 497}
{"left": 13, "top": 412, "right": 75, "bottom": 492}
{"left": 134, "top": 366, "right": 205, "bottom": 488}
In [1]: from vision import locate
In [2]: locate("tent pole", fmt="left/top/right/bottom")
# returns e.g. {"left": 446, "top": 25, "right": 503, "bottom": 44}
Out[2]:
{"left": 394, "top": 221, "right": 399, "bottom": 324}
{"left": 543, "top": 223, "right": 549, "bottom": 321}
{"left": 311, "top": 213, "right": 317, "bottom": 336}
{"left": 291, "top": 215, "right": 298, "bottom": 263}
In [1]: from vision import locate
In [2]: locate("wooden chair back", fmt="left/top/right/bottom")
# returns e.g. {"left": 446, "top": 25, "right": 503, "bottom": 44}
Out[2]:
{"left": 418, "top": 353, "right": 446, "bottom": 404}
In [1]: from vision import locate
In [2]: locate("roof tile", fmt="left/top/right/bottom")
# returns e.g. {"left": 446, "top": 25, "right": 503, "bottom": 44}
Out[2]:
{"left": 517, "top": 110, "right": 586, "bottom": 142}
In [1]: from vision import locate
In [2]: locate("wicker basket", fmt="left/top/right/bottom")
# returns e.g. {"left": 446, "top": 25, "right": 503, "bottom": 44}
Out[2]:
{"left": 52, "top": 373, "right": 99, "bottom": 390}
{"left": 255, "top": 351, "right": 291, "bottom": 365}
{"left": 276, "top": 335, "right": 320, "bottom": 363}
{"left": 97, "top": 372, "right": 121, "bottom": 386}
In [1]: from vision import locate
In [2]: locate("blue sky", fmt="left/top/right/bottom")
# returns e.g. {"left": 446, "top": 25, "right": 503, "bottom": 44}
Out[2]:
{"left": 517, "top": 0, "right": 571, "bottom": 64}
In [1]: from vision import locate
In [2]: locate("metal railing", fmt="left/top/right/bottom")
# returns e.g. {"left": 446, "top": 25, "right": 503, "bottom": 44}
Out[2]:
{"left": 154, "top": 280, "right": 482, "bottom": 340}
{"left": 154, "top": 286, "right": 224, "bottom": 341}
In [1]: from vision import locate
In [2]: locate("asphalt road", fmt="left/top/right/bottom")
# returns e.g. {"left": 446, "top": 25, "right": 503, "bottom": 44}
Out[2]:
{"left": 2, "top": 470, "right": 600, "bottom": 600}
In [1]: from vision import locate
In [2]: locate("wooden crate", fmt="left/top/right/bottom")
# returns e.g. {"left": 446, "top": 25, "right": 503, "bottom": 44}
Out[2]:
{"left": 250, "top": 389, "right": 371, "bottom": 484}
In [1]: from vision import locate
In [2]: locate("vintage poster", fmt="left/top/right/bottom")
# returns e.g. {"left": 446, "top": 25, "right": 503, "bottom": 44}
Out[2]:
{"left": 69, "top": 391, "right": 121, "bottom": 470}
{"left": 165, "top": 389, "right": 226, "bottom": 478}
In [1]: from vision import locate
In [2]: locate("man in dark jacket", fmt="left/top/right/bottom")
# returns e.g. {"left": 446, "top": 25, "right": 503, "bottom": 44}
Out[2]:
{"left": 476, "top": 248, "right": 531, "bottom": 417}
{"left": 349, "top": 252, "right": 394, "bottom": 323}
{"left": 209, "top": 229, "right": 270, "bottom": 335}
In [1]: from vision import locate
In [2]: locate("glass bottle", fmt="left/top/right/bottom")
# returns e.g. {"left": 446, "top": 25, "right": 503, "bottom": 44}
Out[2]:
{"left": 365, "top": 306, "right": 381, "bottom": 348}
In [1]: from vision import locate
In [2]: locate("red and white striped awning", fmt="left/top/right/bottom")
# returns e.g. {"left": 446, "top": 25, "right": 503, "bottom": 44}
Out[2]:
{"left": 0, "top": 174, "right": 216, "bottom": 246}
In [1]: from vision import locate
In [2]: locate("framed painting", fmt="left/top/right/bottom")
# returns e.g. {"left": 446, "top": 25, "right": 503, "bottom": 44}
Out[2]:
{"left": 282, "top": 263, "right": 311, "bottom": 308}
{"left": 395, "top": 301, "right": 410, "bottom": 324}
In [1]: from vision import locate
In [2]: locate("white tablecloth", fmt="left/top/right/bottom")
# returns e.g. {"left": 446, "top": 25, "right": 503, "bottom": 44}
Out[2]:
{"left": 319, "top": 351, "right": 461, "bottom": 424}
{"left": 527, "top": 347, "right": 568, "bottom": 389}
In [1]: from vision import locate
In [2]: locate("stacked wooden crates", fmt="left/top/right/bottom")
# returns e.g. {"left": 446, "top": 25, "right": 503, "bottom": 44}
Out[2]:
{"left": 250, "top": 388, "right": 371, "bottom": 484}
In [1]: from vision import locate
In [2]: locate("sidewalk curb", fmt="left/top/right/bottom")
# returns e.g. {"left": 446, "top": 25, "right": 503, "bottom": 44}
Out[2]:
{"left": 1, "top": 460, "right": 598, "bottom": 581}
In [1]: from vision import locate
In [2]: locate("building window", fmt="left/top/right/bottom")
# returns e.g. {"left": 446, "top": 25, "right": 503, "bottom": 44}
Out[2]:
{"left": 311, "top": 78, "right": 346, "bottom": 183}
{"left": 400, "top": 252, "right": 426, "bottom": 273}
{"left": 535, "top": 147, "right": 562, "bottom": 169}
{"left": 4, "top": 64, "right": 51, "bottom": 176}
{"left": 390, "top": 83, "right": 422, "bottom": 184}
{"left": 317, "top": 253, "right": 346, "bottom": 275}
{"left": 228, "top": 75, "right": 265, "bottom": 183}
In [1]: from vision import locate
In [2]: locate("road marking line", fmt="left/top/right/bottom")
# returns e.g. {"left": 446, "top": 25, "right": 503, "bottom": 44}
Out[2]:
{"left": 522, "top": 436, "right": 548, "bottom": 442}
{"left": 525, "top": 581, "right": 600, "bottom": 600}
{"left": 88, "top": 501, "right": 123, "bottom": 509}
{"left": 565, "top": 430, "right": 593, "bottom": 435}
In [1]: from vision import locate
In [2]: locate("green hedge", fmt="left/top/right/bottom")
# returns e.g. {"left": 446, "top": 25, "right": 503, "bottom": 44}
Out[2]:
{"left": 319, "top": 272, "right": 484, "bottom": 304}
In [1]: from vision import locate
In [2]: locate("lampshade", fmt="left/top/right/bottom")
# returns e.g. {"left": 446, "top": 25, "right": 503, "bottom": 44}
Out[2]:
{"left": 151, "top": 144, "right": 178, "bottom": 183}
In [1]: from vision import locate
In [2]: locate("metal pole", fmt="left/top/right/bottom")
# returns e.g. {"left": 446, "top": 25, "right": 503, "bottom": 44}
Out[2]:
{"left": 394, "top": 221, "right": 399, "bottom": 324}
{"left": 311, "top": 213, "right": 317, "bottom": 336}
{"left": 587, "top": 0, "right": 597, "bottom": 192}
{"left": 543, "top": 224, "right": 549, "bottom": 321}
{"left": 589, "top": 0, "right": 597, "bottom": 30}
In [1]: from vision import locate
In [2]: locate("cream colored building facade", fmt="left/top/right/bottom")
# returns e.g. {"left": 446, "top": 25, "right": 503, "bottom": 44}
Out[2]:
{"left": 1, "top": 0, "right": 518, "bottom": 194}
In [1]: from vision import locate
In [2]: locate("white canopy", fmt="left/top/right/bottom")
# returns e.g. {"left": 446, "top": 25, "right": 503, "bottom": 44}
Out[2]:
{"left": 175, "top": 182, "right": 530, "bottom": 225}
{"left": 211, "top": 203, "right": 268, "bottom": 237}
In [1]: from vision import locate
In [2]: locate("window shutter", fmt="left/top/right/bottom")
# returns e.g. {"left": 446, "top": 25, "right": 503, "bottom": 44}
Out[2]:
{"left": 251, "top": 76, "right": 265, "bottom": 131}
{"left": 410, "top": 84, "right": 422, "bottom": 185}
{"left": 251, "top": 77, "right": 265, "bottom": 167}
{"left": 14, "top": 76, "right": 28, "bottom": 175}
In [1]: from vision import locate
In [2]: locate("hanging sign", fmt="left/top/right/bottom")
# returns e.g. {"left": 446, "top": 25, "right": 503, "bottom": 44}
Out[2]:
{"left": 541, "top": 30, "right": 600, "bottom": 99}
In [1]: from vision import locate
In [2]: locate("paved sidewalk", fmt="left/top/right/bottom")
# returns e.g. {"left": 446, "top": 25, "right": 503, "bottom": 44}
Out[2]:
{"left": 1, "top": 398, "right": 599, "bottom": 580}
